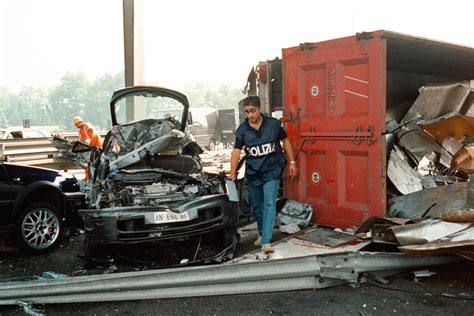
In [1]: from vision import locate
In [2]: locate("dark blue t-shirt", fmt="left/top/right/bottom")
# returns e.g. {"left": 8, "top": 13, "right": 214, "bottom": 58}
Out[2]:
{"left": 234, "top": 115, "right": 287, "bottom": 186}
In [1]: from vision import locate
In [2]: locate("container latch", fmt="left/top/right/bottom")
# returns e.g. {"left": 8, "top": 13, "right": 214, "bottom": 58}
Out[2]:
{"left": 299, "top": 125, "right": 374, "bottom": 144}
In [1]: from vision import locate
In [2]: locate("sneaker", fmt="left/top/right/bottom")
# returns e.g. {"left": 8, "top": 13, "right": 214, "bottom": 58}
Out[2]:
{"left": 261, "top": 244, "right": 274, "bottom": 254}
{"left": 253, "top": 236, "right": 261, "bottom": 246}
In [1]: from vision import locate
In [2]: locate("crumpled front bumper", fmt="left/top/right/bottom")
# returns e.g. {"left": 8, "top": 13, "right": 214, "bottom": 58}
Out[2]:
{"left": 80, "top": 194, "right": 238, "bottom": 246}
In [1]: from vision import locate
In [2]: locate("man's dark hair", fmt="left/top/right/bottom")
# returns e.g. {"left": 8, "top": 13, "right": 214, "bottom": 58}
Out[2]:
{"left": 241, "top": 96, "right": 261, "bottom": 107}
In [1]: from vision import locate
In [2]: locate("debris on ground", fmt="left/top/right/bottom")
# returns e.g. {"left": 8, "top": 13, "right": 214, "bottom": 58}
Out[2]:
{"left": 17, "top": 301, "right": 45, "bottom": 316}
{"left": 278, "top": 199, "right": 313, "bottom": 234}
{"left": 35, "top": 271, "right": 66, "bottom": 280}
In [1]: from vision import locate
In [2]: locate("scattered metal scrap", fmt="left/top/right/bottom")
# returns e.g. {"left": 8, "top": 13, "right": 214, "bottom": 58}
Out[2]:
{"left": 401, "top": 81, "right": 473, "bottom": 122}
{"left": 294, "top": 227, "right": 358, "bottom": 247}
{"left": 386, "top": 80, "right": 473, "bottom": 217}
{"left": 324, "top": 80, "right": 474, "bottom": 265}
{"left": 388, "top": 179, "right": 472, "bottom": 219}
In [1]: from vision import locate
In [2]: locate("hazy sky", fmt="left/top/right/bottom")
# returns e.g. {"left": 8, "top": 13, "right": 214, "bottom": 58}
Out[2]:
{"left": 1, "top": 0, "right": 473, "bottom": 92}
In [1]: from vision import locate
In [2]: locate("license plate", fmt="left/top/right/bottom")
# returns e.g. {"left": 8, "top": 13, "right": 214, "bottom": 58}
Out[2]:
{"left": 149, "top": 211, "right": 190, "bottom": 224}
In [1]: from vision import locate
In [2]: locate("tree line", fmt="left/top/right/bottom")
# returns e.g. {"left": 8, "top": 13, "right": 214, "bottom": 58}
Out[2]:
{"left": 0, "top": 71, "right": 244, "bottom": 132}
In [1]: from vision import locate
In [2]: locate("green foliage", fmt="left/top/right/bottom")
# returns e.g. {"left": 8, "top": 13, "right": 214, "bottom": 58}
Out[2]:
{"left": 0, "top": 73, "right": 243, "bottom": 131}
{"left": 183, "top": 83, "right": 244, "bottom": 110}
{"left": 48, "top": 71, "right": 123, "bottom": 130}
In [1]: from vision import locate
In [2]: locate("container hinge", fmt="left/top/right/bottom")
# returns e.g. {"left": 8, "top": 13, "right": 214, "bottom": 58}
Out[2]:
{"left": 299, "top": 125, "right": 374, "bottom": 144}
{"left": 356, "top": 32, "right": 375, "bottom": 41}
{"left": 299, "top": 42, "right": 316, "bottom": 51}
{"left": 356, "top": 32, "right": 374, "bottom": 55}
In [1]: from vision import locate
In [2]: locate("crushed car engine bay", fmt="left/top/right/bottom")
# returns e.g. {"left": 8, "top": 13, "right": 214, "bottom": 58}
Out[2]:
{"left": 56, "top": 86, "right": 241, "bottom": 264}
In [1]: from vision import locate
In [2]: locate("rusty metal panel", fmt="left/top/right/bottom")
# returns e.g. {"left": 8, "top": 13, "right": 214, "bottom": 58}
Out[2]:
{"left": 421, "top": 115, "right": 474, "bottom": 144}
{"left": 283, "top": 34, "right": 387, "bottom": 228}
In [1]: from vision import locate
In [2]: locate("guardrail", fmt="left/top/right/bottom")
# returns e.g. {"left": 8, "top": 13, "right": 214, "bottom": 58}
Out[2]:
{"left": 0, "top": 252, "right": 458, "bottom": 305}
{"left": 0, "top": 133, "right": 93, "bottom": 170}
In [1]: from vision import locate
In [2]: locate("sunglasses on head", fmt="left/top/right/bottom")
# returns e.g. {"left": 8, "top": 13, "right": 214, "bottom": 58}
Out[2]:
{"left": 244, "top": 108, "right": 258, "bottom": 114}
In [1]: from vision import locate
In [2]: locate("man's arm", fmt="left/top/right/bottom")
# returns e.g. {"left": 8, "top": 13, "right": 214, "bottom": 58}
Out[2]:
{"left": 228, "top": 148, "right": 242, "bottom": 181}
{"left": 282, "top": 137, "right": 297, "bottom": 177}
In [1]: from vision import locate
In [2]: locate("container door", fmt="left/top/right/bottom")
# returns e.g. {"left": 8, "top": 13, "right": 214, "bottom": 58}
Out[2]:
{"left": 283, "top": 33, "right": 386, "bottom": 228}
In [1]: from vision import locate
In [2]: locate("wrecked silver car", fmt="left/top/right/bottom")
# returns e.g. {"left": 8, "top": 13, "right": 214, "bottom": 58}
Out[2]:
{"left": 79, "top": 86, "right": 239, "bottom": 259}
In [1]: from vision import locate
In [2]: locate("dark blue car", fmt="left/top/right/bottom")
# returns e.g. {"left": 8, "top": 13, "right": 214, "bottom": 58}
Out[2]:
{"left": 0, "top": 163, "right": 84, "bottom": 253}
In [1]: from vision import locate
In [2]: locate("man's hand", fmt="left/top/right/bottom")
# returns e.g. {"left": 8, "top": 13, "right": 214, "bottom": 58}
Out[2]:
{"left": 228, "top": 148, "right": 242, "bottom": 182}
{"left": 288, "top": 163, "right": 297, "bottom": 177}
{"left": 282, "top": 138, "right": 297, "bottom": 178}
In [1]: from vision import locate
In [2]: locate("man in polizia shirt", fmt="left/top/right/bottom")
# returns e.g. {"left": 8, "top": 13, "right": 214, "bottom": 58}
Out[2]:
{"left": 228, "top": 96, "right": 297, "bottom": 254}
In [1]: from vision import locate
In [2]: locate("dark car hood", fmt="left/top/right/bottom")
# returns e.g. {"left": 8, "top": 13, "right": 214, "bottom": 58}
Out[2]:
{"left": 3, "top": 163, "right": 80, "bottom": 192}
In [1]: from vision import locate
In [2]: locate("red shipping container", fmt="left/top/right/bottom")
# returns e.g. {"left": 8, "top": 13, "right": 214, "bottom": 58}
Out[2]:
{"left": 282, "top": 30, "right": 474, "bottom": 228}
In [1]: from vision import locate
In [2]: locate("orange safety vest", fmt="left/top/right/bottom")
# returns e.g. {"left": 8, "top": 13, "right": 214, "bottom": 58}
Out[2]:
{"left": 89, "top": 131, "right": 103, "bottom": 149}
{"left": 78, "top": 123, "right": 93, "bottom": 142}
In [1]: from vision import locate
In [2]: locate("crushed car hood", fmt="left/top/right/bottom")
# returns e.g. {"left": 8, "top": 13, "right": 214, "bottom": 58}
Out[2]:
{"left": 107, "top": 119, "right": 191, "bottom": 170}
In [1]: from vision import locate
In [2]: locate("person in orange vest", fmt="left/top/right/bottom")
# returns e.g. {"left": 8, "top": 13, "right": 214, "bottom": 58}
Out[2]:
{"left": 72, "top": 116, "right": 102, "bottom": 181}
{"left": 86, "top": 126, "right": 103, "bottom": 149}
{"left": 73, "top": 116, "right": 102, "bottom": 148}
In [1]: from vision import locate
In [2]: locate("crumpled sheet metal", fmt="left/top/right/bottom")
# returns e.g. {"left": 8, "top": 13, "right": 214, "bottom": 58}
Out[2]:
{"left": 51, "top": 137, "right": 91, "bottom": 169}
{"left": 421, "top": 115, "right": 474, "bottom": 145}
{"left": 355, "top": 216, "right": 413, "bottom": 234}
{"left": 402, "top": 81, "right": 473, "bottom": 123}
{"left": 110, "top": 131, "right": 190, "bottom": 170}
{"left": 397, "top": 122, "right": 442, "bottom": 164}
{"left": 439, "top": 136, "right": 464, "bottom": 168}
{"left": 452, "top": 146, "right": 474, "bottom": 174}
{"left": 440, "top": 209, "right": 474, "bottom": 222}
{"left": 399, "top": 226, "right": 474, "bottom": 260}
{"left": 388, "top": 180, "right": 472, "bottom": 219}
{"left": 387, "top": 218, "right": 472, "bottom": 246}
{"left": 417, "top": 151, "right": 438, "bottom": 177}
{"left": 387, "top": 146, "right": 422, "bottom": 194}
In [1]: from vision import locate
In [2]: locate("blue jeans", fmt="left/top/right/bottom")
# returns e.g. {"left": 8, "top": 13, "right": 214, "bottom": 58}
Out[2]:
{"left": 248, "top": 179, "right": 279, "bottom": 245}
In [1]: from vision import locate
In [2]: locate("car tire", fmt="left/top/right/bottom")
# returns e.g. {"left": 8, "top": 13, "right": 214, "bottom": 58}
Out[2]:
{"left": 16, "top": 202, "right": 64, "bottom": 254}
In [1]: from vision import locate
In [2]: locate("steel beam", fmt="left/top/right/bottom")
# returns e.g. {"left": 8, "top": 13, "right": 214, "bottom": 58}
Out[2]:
{"left": 123, "top": 0, "right": 145, "bottom": 122}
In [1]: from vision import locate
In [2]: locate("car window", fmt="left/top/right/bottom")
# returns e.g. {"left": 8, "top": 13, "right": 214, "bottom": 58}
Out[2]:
{"left": 149, "top": 109, "right": 182, "bottom": 121}
{"left": 23, "top": 130, "right": 48, "bottom": 138}
{"left": 8, "top": 131, "right": 23, "bottom": 139}
{"left": 114, "top": 94, "right": 185, "bottom": 125}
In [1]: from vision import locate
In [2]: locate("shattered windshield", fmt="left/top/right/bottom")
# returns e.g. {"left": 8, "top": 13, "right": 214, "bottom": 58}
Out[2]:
{"left": 113, "top": 92, "right": 185, "bottom": 126}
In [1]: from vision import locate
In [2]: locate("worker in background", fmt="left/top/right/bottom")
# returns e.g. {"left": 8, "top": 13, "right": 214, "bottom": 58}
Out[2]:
{"left": 228, "top": 96, "right": 297, "bottom": 254}
{"left": 72, "top": 116, "right": 102, "bottom": 181}
{"left": 73, "top": 116, "right": 102, "bottom": 148}
{"left": 86, "top": 126, "right": 103, "bottom": 149}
